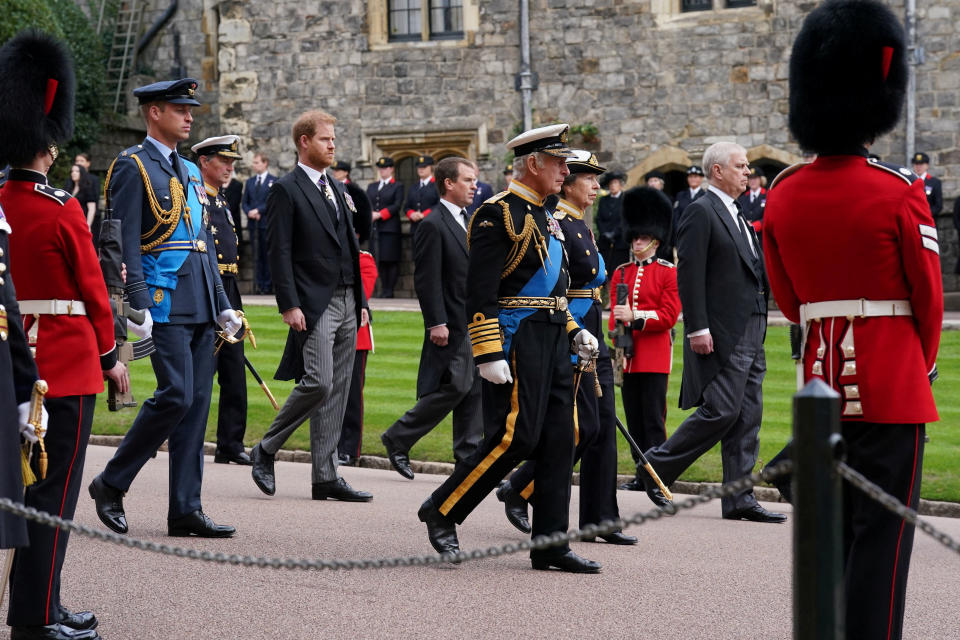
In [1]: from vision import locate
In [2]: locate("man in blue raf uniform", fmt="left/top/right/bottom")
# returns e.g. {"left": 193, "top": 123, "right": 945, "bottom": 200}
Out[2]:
{"left": 366, "top": 156, "right": 404, "bottom": 297}
{"left": 192, "top": 135, "right": 251, "bottom": 466}
{"left": 416, "top": 124, "right": 602, "bottom": 573}
{"left": 495, "top": 150, "right": 636, "bottom": 546}
{"left": 89, "top": 79, "right": 242, "bottom": 538}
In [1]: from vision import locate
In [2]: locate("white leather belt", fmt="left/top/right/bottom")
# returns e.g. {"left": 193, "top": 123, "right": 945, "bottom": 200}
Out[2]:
{"left": 799, "top": 299, "right": 911, "bottom": 324}
{"left": 19, "top": 299, "right": 87, "bottom": 316}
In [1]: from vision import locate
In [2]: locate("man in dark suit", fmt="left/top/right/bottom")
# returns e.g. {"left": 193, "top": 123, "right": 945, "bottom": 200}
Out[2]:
{"left": 911, "top": 152, "right": 942, "bottom": 216}
{"left": 89, "top": 78, "right": 241, "bottom": 540}
{"left": 367, "top": 157, "right": 404, "bottom": 297}
{"left": 595, "top": 170, "right": 627, "bottom": 277}
{"left": 737, "top": 166, "right": 767, "bottom": 239}
{"left": 666, "top": 165, "right": 707, "bottom": 257}
{"left": 241, "top": 152, "right": 277, "bottom": 294}
{"left": 381, "top": 157, "right": 483, "bottom": 479}
{"left": 642, "top": 141, "right": 785, "bottom": 524}
{"left": 249, "top": 109, "right": 372, "bottom": 502}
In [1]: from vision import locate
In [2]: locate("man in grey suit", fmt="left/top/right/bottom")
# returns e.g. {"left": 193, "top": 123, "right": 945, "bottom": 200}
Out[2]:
{"left": 249, "top": 109, "right": 372, "bottom": 502}
{"left": 642, "top": 141, "right": 785, "bottom": 523}
{"left": 381, "top": 157, "right": 483, "bottom": 479}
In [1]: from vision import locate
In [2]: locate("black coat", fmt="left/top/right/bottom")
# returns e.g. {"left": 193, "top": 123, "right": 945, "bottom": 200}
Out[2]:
{"left": 0, "top": 225, "right": 37, "bottom": 548}
{"left": 676, "top": 190, "right": 768, "bottom": 409}
{"left": 736, "top": 188, "right": 766, "bottom": 223}
{"left": 413, "top": 203, "right": 470, "bottom": 397}
{"left": 671, "top": 187, "right": 706, "bottom": 246}
{"left": 595, "top": 193, "right": 625, "bottom": 250}
{"left": 923, "top": 174, "right": 942, "bottom": 216}
{"left": 268, "top": 166, "right": 367, "bottom": 380}
{"left": 366, "top": 179, "right": 404, "bottom": 262}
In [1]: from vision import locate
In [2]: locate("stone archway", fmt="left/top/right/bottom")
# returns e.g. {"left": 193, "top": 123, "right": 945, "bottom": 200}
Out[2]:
{"left": 626, "top": 146, "right": 693, "bottom": 188}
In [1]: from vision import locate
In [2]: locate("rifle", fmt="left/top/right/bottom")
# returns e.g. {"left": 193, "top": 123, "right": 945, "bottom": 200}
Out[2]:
{"left": 607, "top": 277, "right": 633, "bottom": 387}
{"left": 99, "top": 181, "right": 154, "bottom": 410}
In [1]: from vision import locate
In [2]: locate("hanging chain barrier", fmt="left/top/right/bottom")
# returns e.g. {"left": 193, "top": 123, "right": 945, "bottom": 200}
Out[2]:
{"left": 0, "top": 459, "right": 956, "bottom": 569}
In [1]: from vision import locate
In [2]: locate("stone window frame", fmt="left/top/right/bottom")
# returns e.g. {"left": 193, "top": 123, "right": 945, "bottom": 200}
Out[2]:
{"left": 652, "top": 0, "right": 772, "bottom": 22}
{"left": 368, "top": 0, "right": 480, "bottom": 49}
{"left": 359, "top": 126, "right": 490, "bottom": 171}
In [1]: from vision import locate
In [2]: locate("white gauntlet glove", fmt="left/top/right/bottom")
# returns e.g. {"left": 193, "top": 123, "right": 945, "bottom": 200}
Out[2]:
{"left": 478, "top": 360, "right": 513, "bottom": 385}
{"left": 218, "top": 309, "right": 243, "bottom": 337}
{"left": 17, "top": 401, "right": 47, "bottom": 443}
{"left": 126, "top": 310, "right": 153, "bottom": 340}
{"left": 573, "top": 330, "right": 599, "bottom": 360}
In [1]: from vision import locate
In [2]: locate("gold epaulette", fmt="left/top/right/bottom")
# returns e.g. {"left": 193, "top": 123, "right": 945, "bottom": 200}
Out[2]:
{"left": 468, "top": 313, "right": 502, "bottom": 358}
{"left": 565, "top": 310, "right": 580, "bottom": 335}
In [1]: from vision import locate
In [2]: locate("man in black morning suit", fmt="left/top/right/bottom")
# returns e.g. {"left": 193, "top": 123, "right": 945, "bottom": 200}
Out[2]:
{"left": 381, "top": 157, "right": 483, "bottom": 480}
{"left": 367, "top": 156, "right": 404, "bottom": 297}
{"left": 249, "top": 109, "right": 372, "bottom": 502}
{"left": 642, "top": 141, "right": 785, "bottom": 523}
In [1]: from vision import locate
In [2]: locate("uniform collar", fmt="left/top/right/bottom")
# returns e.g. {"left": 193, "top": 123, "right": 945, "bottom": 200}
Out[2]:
{"left": 7, "top": 168, "right": 47, "bottom": 184}
{"left": 638, "top": 256, "right": 656, "bottom": 266}
{"left": 555, "top": 198, "right": 583, "bottom": 219}
{"left": 203, "top": 182, "right": 220, "bottom": 196}
{"left": 508, "top": 179, "right": 546, "bottom": 206}
{"left": 146, "top": 135, "right": 177, "bottom": 162}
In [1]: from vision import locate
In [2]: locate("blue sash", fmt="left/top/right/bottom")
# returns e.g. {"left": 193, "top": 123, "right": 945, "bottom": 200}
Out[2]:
{"left": 497, "top": 234, "right": 562, "bottom": 356}
{"left": 566, "top": 253, "right": 605, "bottom": 364}
{"left": 144, "top": 158, "right": 205, "bottom": 322}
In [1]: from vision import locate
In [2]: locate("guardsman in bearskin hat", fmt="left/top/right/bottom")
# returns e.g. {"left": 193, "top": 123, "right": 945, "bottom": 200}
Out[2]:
{"left": 494, "top": 150, "right": 636, "bottom": 545}
{"left": 191, "top": 135, "right": 251, "bottom": 466}
{"left": 0, "top": 30, "right": 130, "bottom": 640}
{"left": 416, "top": 125, "right": 602, "bottom": 573}
{"left": 763, "top": 2, "right": 943, "bottom": 637}
{"left": 88, "top": 78, "right": 242, "bottom": 539}
{"left": 366, "top": 156, "right": 404, "bottom": 297}
{"left": 608, "top": 188, "right": 681, "bottom": 497}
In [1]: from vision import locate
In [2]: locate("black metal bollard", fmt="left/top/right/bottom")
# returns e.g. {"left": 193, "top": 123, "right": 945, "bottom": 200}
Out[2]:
{"left": 793, "top": 378, "right": 844, "bottom": 639}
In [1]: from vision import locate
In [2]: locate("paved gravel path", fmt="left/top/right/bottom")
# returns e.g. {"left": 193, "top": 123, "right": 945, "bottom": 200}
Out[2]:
{"left": 1, "top": 445, "right": 958, "bottom": 639}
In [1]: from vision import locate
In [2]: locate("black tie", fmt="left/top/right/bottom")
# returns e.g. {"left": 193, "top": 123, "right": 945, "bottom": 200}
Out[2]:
{"left": 734, "top": 201, "right": 756, "bottom": 257}
{"left": 459, "top": 209, "right": 468, "bottom": 229}
{"left": 318, "top": 174, "right": 339, "bottom": 222}
{"left": 169, "top": 151, "right": 185, "bottom": 184}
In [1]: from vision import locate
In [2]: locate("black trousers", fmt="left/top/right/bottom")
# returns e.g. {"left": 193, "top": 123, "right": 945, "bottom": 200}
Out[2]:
{"left": 429, "top": 320, "right": 575, "bottom": 560}
{"left": 215, "top": 276, "right": 246, "bottom": 455}
{"left": 378, "top": 262, "right": 398, "bottom": 297}
{"left": 621, "top": 371, "right": 668, "bottom": 460}
{"left": 508, "top": 305, "right": 621, "bottom": 528}
{"left": 8, "top": 395, "right": 94, "bottom": 627}
{"left": 337, "top": 349, "right": 368, "bottom": 459}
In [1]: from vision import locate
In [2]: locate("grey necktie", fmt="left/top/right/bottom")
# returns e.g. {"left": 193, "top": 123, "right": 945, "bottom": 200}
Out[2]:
{"left": 734, "top": 201, "right": 756, "bottom": 257}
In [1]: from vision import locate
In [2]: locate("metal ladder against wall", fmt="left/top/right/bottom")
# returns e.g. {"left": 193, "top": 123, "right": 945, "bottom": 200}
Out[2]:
{"left": 104, "top": 0, "right": 144, "bottom": 113}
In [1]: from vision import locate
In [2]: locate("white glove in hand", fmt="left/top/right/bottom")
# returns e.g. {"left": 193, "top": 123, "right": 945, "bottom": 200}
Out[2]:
{"left": 126, "top": 310, "right": 153, "bottom": 340}
{"left": 218, "top": 309, "right": 243, "bottom": 337}
{"left": 478, "top": 360, "right": 513, "bottom": 385}
{"left": 17, "top": 401, "right": 46, "bottom": 443}
{"left": 573, "top": 330, "right": 599, "bottom": 360}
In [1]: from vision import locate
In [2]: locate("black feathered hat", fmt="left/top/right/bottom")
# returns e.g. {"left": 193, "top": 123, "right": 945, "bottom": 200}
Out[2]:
{"left": 788, "top": 0, "right": 907, "bottom": 153}
{"left": 621, "top": 187, "right": 672, "bottom": 245}
{"left": 0, "top": 30, "right": 76, "bottom": 166}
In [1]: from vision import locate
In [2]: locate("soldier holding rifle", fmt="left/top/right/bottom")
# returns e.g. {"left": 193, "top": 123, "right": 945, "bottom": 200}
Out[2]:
{"left": 0, "top": 31, "right": 127, "bottom": 640}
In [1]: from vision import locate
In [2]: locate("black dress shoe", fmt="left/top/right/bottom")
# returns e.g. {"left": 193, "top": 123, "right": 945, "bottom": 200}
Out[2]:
{"left": 381, "top": 433, "right": 414, "bottom": 480}
{"left": 417, "top": 498, "right": 460, "bottom": 555}
{"left": 337, "top": 453, "right": 357, "bottom": 467}
{"left": 531, "top": 551, "right": 601, "bottom": 573}
{"left": 723, "top": 504, "right": 787, "bottom": 523}
{"left": 250, "top": 443, "right": 276, "bottom": 496}
{"left": 58, "top": 606, "right": 97, "bottom": 631}
{"left": 11, "top": 623, "right": 101, "bottom": 639}
{"left": 87, "top": 474, "right": 127, "bottom": 534}
{"left": 495, "top": 482, "right": 530, "bottom": 534}
{"left": 618, "top": 477, "right": 644, "bottom": 491}
{"left": 168, "top": 510, "right": 236, "bottom": 537}
{"left": 645, "top": 483, "right": 673, "bottom": 509}
{"left": 214, "top": 450, "right": 252, "bottom": 465}
{"left": 312, "top": 477, "right": 373, "bottom": 502}
{"left": 582, "top": 531, "right": 638, "bottom": 545}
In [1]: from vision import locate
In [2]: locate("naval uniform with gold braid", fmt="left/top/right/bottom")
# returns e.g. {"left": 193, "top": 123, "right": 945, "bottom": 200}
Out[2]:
{"left": 205, "top": 182, "right": 247, "bottom": 459}
{"left": 97, "top": 139, "right": 231, "bottom": 520}
{"left": 426, "top": 182, "right": 584, "bottom": 562}
{"left": 501, "top": 197, "right": 623, "bottom": 530}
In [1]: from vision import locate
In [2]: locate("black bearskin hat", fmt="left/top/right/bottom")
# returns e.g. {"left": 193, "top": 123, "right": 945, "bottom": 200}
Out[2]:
{"left": 621, "top": 187, "right": 672, "bottom": 245}
{"left": 788, "top": 0, "right": 907, "bottom": 153}
{"left": 0, "top": 30, "right": 76, "bottom": 166}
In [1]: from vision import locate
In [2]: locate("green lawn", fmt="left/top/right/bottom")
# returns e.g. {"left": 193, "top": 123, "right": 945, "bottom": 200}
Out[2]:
{"left": 93, "top": 307, "right": 960, "bottom": 502}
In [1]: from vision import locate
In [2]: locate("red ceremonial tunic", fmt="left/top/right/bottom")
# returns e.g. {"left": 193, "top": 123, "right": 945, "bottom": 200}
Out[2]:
{"left": 1, "top": 175, "right": 115, "bottom": 397}
{"left": 763, "top": 156, "right": 942, "bottom": 423}
{"left": 356, "top": 250, "right": 377, "bottom": 351}
{"left": 608, "top": 257, "right": 681, "bottom": 374}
